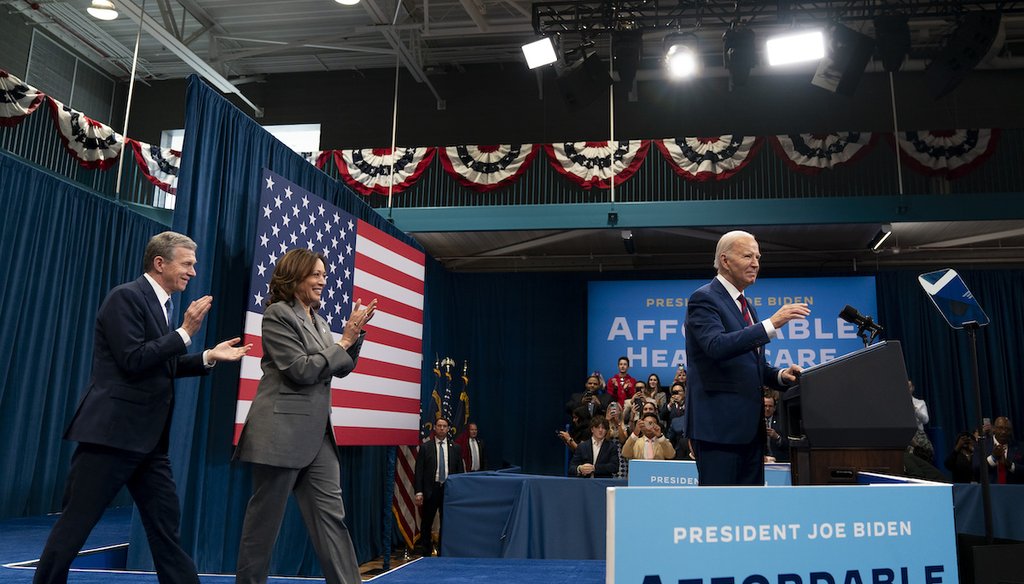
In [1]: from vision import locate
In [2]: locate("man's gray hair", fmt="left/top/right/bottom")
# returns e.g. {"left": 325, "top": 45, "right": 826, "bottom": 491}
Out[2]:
{"left": 143, "top": 231, "right": 197, "bottom": 272}
{"left": 713, "top": 230, "right": 755, "bottom": 271}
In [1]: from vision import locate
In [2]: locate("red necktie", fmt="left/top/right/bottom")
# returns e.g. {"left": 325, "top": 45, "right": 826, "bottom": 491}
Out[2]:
{"left": 998, "top": 460, "right": 1008, "bottom": 484}
{"left": 738, "top": 294, "right": 754, "bottom": 326}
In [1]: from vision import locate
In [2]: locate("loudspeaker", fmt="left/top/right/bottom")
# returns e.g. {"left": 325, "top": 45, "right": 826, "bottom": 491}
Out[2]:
{"left": 811, "top": 24, "right": 875, "bottom": 96}
{"left": 554, "top": 52, "right": 612, "bottom": 110}
{"left": 874, "top": 14, "right": 911, "bottom": 72}
{"left": 926, "top": 12, "right": 1003, "bottom": 99}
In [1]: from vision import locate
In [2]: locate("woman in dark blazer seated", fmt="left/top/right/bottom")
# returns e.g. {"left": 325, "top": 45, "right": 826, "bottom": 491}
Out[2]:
{"left": 234, "top": 248, "right": 377, "bottom": 584}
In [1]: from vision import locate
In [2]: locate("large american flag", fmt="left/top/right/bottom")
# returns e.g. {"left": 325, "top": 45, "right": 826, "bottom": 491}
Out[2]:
{"left": 234, "top": 169, "right": 424, "bottom": 446}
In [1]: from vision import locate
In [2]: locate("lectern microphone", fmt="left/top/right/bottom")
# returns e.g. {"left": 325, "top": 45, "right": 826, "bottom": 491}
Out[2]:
{"left": 839, "top": 305, "right": 883, "bottom": 332}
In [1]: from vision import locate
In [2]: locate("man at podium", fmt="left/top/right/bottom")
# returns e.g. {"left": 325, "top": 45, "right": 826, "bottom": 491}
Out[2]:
{"left": 685, "top": 231, "right": 810, "bottom": 486}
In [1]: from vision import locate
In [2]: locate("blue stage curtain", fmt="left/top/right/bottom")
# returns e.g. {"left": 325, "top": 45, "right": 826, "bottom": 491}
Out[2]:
{"left": 127, "top": 76, "right": 422, "bottom": 575}
{"left": 0, "top": 151, "right": 162, "bottom": 520}
{"left": 876, "top": 270, "right": 1024, "bottom": 439}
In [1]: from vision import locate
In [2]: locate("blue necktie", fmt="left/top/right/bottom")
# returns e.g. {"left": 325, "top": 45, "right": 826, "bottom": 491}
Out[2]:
{"left": 165, "top": 298, "right": 174, "bottom": 328}
{"left": 437, "top": 441, "right": 447, "bottom": 483}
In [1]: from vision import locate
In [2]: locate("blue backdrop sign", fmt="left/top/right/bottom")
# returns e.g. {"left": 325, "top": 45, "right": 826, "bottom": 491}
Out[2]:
{"left": 628, "top": 459, "right": 792, "bottom": 487}
{"left": 588, "top": 277, "right": 877, "bottom": 383}
{"left": 608, "top": 484, "right": 957, "bottom": 584}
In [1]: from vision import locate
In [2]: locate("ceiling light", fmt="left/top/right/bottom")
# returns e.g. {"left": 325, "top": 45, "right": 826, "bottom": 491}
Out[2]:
{"left": 86, "top": 0, "right": 118, "bottom": 21}
{"left": 723, "top": 22, "right": 756, "bottom": 90}
{"left": 870, "top": 225, "right": 893, "bottom": 251}
{"left": 766, "top": 30, "right": 825, "bottom": 66}
{"left": 665, "top": 34, "right": 699, "bottom": 79}
{"left": 335, "top": 0, "right": 362, "bottom": 5}
{"left": 523, "top": 37, "right": 558, "bottom": 69}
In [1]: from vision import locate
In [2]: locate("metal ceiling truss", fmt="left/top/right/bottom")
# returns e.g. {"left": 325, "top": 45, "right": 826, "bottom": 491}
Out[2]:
{"left": 532, "top": 1, "right": 1024, "bottom": 36}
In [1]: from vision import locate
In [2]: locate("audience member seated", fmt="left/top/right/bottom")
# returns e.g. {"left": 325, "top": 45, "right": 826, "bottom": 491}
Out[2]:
{"left": 558, "top": 404, "right": 595, "bottom": 453}
{"left": 645, "top": 373, "right": 668, "bottom": 409}
{"left": 973, "top": 416, "right": 1024, "bottom": 484}
{"left": 623, "top": 382, "right": 658, "bottom": 427}
{"left": 606, "top": 356, "right": 637, "bottom": 406}
{"left": 763, "top": 393, "right": 789, "bottom": 463}
{"left": 571, "top": 417, "right": 620, "bottom": 478}
{"left": 604, "top": 402, "right": 628, "bottom": 478}
{"left": 902, "top": 430, "right": 947, "bottom": 482}
{"left": 944, "top": 431, "right": 975, "bottom": 483}
{"left": 660, "top": 383, "right": 691, "bottom": 460}
{"left": 623, "top": 413, "right": 676, "bottom": 461}
{"left": 566, "top": 374, "right": 611, "bottom": 418}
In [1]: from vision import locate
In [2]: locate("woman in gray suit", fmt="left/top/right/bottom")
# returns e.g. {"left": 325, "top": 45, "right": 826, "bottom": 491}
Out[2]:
{"left": 234, "top": 248, "right": 377, "bottom": 584}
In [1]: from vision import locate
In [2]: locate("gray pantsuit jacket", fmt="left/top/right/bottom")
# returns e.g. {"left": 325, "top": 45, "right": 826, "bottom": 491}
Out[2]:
{"left": 235, "top": 299, "right": 363, "bottom": 467}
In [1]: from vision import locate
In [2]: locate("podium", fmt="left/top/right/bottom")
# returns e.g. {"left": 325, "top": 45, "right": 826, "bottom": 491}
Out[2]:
{"left": 782, "top": 341, "right": 917, "bottom": 485}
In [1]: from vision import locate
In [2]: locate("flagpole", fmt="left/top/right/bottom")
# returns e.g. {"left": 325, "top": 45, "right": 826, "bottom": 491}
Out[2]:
{"left": 114, "top": 0, "right": 148, "bottom": 201}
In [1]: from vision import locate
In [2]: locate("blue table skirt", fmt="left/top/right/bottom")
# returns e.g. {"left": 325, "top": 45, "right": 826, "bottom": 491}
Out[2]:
{"left": 442, "top": 472, "right": 625, "bottom": 559}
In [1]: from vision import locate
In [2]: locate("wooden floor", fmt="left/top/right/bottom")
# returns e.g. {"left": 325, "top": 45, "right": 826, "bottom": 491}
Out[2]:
{"left": 358, "top": 549, "right": 426, "bottom": 580}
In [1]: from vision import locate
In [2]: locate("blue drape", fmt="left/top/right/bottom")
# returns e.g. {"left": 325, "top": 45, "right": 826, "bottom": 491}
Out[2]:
{"left": 126, "top": 76, "right": 422, "bottom": 575}
{"left": 0, "top": 151, "right": 162, "bottom": 520}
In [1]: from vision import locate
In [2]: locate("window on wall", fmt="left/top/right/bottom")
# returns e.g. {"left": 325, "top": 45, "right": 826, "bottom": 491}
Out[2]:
{"left": 25, "top": 30, "right": 115, "bottom": 124}
{"left": 158, "top": 124, "right": 321, "bottom": 210}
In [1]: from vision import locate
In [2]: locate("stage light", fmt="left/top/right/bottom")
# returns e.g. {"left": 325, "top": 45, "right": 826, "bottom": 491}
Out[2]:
{"left": 622, "top": 230, "right": 636, "bottom": 254}
{"left": 766, "top": 30, "right": 825, "bottom": 66}
{"left": 811, "top": 24, "right": 875, "bottom": 96}
{"left": 874, "top": 14, "right": 911, "bottom": 72}
{"left": 665, "top": 33, "right": 699, "bottom": 79}
{"left": 613, "top": 30, "right": 644, "bottom": 87}
{"left": 522, "top": 37, "right": 558, "bottom": 69}
{"left": 86, "top": 0, "right": 118, "bottom": 21}
{"left": 870, "top": 225, "right": 893, "bottom": 251}
{"left": 335, "top": 0, "right": 362, "bottom": 5}
{"left": 723, "top": 22, "right": 756, "bottom": 90}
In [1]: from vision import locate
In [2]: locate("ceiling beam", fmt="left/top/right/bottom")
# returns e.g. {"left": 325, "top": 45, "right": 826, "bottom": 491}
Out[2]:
{"left": 361, "top": 0, "right": 445, "bottom": 109}
{"left": 915, "top": 226, "right": 1024, "bottom": 248}
{"left": 457, "top": 0, "right": 490, "bottom": 32}
{"left": 155, "top": 0, "right": 182, "bottom": 40}
{"left": 214, "top": 34, "right": 396, "bottom": 62}
{"left": 116, "top": 0, "right": 262, "bottom": 115}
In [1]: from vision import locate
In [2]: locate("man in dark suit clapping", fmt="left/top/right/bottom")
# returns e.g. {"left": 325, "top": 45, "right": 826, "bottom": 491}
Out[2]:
{"left": 34, "top": 231, "right": 251, "bottom": 584}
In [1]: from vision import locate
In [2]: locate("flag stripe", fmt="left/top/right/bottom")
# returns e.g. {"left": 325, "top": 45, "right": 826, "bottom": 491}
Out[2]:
{"left": 332, "top": 389, "right": 420, "bottom": 413}
{"left": 360, "top": 308, "right": 422, "bottom": 340}
{"left": 332, "top": 426, "right": 420, "bottom": 446}
{"left": 357, "top": 220, "right": 426, "bottom": 271}
{"left": 354, "top": 287, "right": 422, "bottom": 323}
{"left": 239, "top": 356, "right": 420, "bottom": 398}
{"left": 351, "top": 355, "right": 421, "bottom": 384}
{"left": 354, "top": 253, "right": 424, "bottom": 295}
{"left": 354, "top": 270, "right": 423, "bottom": 311}
{"left": 358, "top": 340, "right": 422, "bottom": 370}
{"left": 361, "top": 323, "right": 422, "bottom": 354}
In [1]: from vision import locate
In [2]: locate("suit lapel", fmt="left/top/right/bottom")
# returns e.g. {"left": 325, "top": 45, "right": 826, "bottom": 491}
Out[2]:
{"left": 289, "top": 301, "right": 328, "bottom": 350}
{"left": 710, "top": 279, "right": 745, "bottom": 328}
{"left": 137, "top": 277, "right": 170, "bottom": 334}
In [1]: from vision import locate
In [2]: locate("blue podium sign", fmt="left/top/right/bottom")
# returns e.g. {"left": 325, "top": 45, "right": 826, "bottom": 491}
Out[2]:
{"left": 608, "top": 484, "right": 957, "bottom": 584}
{"left": 627, "top": 459, "right": 792, "bottom": 486}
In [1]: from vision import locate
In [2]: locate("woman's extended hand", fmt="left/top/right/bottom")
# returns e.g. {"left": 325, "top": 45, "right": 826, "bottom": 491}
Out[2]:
{"left": 338, "top": 298, "right": 378, "bottom": 349}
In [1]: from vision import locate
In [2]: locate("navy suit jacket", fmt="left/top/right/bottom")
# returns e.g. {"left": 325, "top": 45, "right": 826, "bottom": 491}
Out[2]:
{"left": 570, "top": 439, "right": 620, "bottom": 477}
{"left": 972, "top": 435, "right": 1024, "bottom": 484}
{"left": 64, "top": 276, "right": 206, "bottom": 453}
{"left": 414, "top": 439, "right": 465, "bottom": 498}
{"left": 684, "top": 278, "right": 785, "bottom": 445}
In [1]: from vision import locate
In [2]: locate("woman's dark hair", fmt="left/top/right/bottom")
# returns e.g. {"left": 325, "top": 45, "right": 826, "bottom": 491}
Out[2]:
{"left": 267, "top": 249, "right": 327, "bottom": 305}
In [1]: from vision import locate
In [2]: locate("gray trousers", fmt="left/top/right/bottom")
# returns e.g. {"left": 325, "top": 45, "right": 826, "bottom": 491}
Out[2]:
{"left": 235, "top": 433, "right": 360, "bottom": 584}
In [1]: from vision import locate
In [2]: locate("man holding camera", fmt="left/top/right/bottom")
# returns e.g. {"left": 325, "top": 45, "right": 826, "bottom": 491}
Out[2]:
{"left": 623, "top": 413, "right": 675, "bottom": 461}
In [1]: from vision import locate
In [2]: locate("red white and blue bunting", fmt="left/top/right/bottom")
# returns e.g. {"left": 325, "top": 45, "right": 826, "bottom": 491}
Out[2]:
{"left": 302, "top": 150, "right": 329, "bottom": 170}
{"left": 894, "top": 129, "right": 1000, "bottom": 179}
{"left": 0, "top": 70, "right": 45, "bottom": 127}
{"left": 127, "top": 138, "right": 180, "bottom": 194}
{"left": 47, "top": 97, "right": 122, "bottom": 170}
{"left": 545, "top": 140, "right": 650, "bottom": 189}
{"left": 770, "top": 132, "right": 876, "bottom": 175}
{"left": 332, "top": 147, "right": 435, "bottom": 196}
{"left": 656, "top": 136, "right": 763, "bottom": 181}
{"left": 438, "top": 144, "right": 538, "bottom": 192}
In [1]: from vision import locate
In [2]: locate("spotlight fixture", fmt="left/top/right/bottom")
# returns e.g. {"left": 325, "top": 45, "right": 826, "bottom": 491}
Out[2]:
{"left": 622, "top": 230, "right": 636, "bottom": 255}
{"left": 766, "top": 30, "right": 825, "bottom": 66}
{"left": 874, "top": 14, "right": 911, "bottom": 73}
{"left": 811, "top": 24, "right": 876, "bottom": 96}
{"left": 335, "top": 0, "right": 361, "bottom": 5}
{"left": 723, "top": 22, "right": 756, "bottom": 90}
{"left": 869, "top": 225, "right": 893, "bottom": 251}
{"left": 86, "top": 0, "right": 118, "bottom": 21}
{"left": 665, "top": 33, "right": 700, "bottom": 79}
{"left": 522, "top": 37, "right": 558, "bottom": 69}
